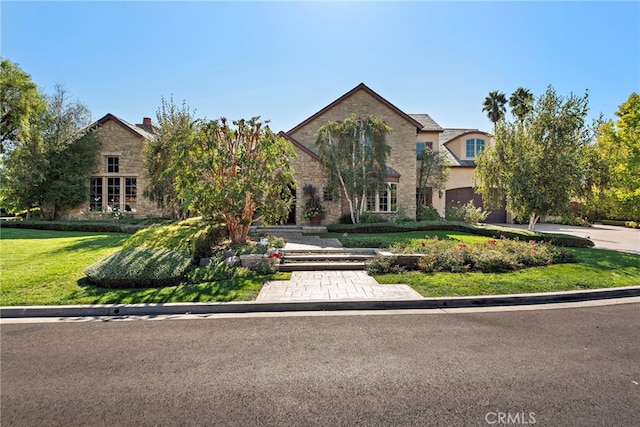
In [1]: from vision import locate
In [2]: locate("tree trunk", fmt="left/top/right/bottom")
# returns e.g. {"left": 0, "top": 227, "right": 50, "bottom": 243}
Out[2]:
{"left": 226, "top": 216, "right": 249, "bottom": 245}
{"left": 528, "top": 213, "right": 540, "bottom": 231}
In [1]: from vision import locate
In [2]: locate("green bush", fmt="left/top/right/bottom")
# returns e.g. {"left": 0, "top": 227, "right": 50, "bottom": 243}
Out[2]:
{"left": 416, "top": 205, "right": 441, "bottom": 221}
{"left": 186, "top": 261, "right": 252, "bottom": 283}
{"left": 365, "top": 256, "right": 406, "bottom": 275}
{"left": 401, "top": 237, "right": 576, "bottom": 274}
{"left": 327, "top": 221, "right": 594, "bottom": 248}
{"left": 85, "top": 247, "right": 193, "bottom": 288}
{"left": 0, "top": 219, "right": 152, "bottom": 234}
{"left": 445, "top": 201, "right": 488, "bottom": 224}
{"left": 123, "top": 218, "right": 227, "bottom": 258}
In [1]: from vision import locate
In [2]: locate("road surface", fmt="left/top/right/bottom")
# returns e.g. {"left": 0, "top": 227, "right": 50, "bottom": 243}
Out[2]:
{"left": 2, "top": 303, "right": 639, "bottom": 426}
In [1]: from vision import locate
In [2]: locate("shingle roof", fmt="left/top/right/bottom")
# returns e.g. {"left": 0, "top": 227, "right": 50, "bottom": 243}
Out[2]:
{"left": 439, "top": 128, "right": 487, "bottom": 145}
{"left": 93, "top": 113, "right": 156, "bottom": 140}
{"left": 408, "top": 114, "right": 443, "bottom": 132}
{"left": 442, "top": 145, "right": 476, "bottom": 167}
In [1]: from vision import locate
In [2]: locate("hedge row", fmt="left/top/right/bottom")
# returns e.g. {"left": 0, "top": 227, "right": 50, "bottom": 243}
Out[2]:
{"left": 327, "top": 221, "right": 595, "bottom": 248}
{"left": 0, "top": 220, "right": 150, "bottom": 234}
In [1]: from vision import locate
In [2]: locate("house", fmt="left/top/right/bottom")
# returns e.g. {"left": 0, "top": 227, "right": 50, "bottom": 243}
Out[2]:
{"left": 61, "top": 113, "right": 164, "bottom": 219}
{"left": 62, "top": 84, "right": 503, "bottom": 223}
{"left": 281, "top": 83, "right": 505, "bottom": 224}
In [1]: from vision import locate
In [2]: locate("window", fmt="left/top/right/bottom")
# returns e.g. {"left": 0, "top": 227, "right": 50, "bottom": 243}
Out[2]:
{"left": 416, "top": 187, "right": 432, "bottom": 206}
{"left": 466, "top": 139, "right": 485, "bottom": 158}
{"left": 366, "top": 183, "right": 397, "bottom": 212}
{"left": 125, "top": 178, "right": 137, "bottom": 212}
{"left": 323, "top": 188, "right": 334, "bottom": 202}
{"left": 416, "top": 142, "right": 433, "bottom": 159}
{"left": 107, "top": 177, "right": 120, "bottom": 210}
{"left": 89, "top": 178, "right": 103, "bottom": 212}
{"left": 107, "top": 157, "right": 119, "bottom": 173}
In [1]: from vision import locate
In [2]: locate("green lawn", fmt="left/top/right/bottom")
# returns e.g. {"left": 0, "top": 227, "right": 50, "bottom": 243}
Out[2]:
{"left": 317, "top": 230, "right": 640, "bottom": 296}
{"left": 0, "top": 228, "right": 287, "bottom": 306}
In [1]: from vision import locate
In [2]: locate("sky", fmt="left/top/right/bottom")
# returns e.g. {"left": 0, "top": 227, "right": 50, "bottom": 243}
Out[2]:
{"left": 2, "top": 1, "right": 639, "bottom": 133}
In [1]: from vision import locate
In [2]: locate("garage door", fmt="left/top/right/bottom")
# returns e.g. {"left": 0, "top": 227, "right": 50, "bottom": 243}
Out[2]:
{"left": 445, "top": 187, "right": 506, "bottom": 223}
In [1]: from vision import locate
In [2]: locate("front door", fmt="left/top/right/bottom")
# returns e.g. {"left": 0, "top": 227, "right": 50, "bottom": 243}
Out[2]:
{"left": 286, "top": 184, "right": 296, "bottom": 224}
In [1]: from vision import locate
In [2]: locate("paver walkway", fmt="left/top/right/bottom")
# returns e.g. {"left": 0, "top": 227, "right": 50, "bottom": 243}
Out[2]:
{"left": 257, "top": 270, "right": 423, "bottom": 302}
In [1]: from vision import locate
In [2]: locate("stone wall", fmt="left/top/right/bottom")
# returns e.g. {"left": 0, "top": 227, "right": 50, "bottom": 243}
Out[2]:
{"left": 289, "top": 89, "right": 419, "bottom": 222}
{"left": 61, "top": 119, "right": 164, "bottom": 219}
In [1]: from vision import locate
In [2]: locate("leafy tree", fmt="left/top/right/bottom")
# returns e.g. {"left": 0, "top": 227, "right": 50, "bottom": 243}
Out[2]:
{"left": 583, "top": 93, "right": 640, "bottom": 220}
{"left": 482, "top": 90, "right": 507, "bottom": 133}
{"left": 475, "top": 86, "right": 592, "bottom": 231}
{"left": 143, "top": 96, "right": 195, "bottom": 219}
{"left": 172, "top": 117, "right": 295, "bottom": 245}
{"left": 509, "top": 87, "right": 534, "bottom": 123}
{"left": 1, "top": 85, "right": 97, "bottom": 218}
{"left": 416, "top": 147, "right": 450, "bottom": 206}
{"left": 0, "top": 58, "right": 47, "bottom": 154}
{"left": 315, "top": 114, "right": 391, "bottom": 224}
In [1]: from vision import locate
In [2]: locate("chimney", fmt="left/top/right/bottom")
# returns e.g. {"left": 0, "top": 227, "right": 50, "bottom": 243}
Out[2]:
{"left": 136, "top": 117, "right": 154, "bottom": 133}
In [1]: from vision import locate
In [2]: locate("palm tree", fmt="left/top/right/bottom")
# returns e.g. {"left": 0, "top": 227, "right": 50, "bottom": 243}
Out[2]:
{"left": 482, "top": 90, "right": 507, "bottom": 134}
{"left": 509, "top": 87, "right": 534, "bottom": 123}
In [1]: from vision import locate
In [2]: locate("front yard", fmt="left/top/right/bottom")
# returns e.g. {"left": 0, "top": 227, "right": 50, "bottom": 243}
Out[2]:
{"left": 0, "top": 229, "right": 286, "bottom": 306}
{"left": 319, "top": 231, "right": 640, "bottom": 296}
{"left": 1, "top": 228, "right": 638, "bottom": 306}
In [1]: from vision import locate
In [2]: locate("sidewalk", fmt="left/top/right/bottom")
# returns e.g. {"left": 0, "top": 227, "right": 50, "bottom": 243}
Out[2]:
{"left": 258, "top": 271, "right": 423, "bottom": 302}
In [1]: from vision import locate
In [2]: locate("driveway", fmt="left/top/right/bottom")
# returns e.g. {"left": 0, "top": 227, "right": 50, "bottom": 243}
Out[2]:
{"left": 498, "top": 223, "right": 640, "bottom": 254}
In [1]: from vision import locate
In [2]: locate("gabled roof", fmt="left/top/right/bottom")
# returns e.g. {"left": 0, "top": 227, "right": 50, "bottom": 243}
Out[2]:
{"left": 408, "top": 114, "right": 443, "bottom": 132}
{"left": 278, "top": 131, "right": 320, "bottom": 161}
{"left": 286, "top": 83, "right": 424, "bottom": 134}
{"left": 93, "top": 113, "right": 156, "bottom": 140}
{"left": 440, "top": 128, "right": 488, "bottom": 145}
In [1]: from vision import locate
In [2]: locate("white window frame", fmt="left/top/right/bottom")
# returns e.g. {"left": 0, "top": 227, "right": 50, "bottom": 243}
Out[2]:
{"left": 365, "top": 183, "right": 398, "bottom": 213}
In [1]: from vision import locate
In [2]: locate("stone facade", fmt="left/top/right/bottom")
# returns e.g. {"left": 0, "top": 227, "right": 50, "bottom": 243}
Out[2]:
{"left": 285, "top": 84, "right": 422, "bottom": 224}
{"left": 61, "top": 114, "right": 164, "bottom": 219}
{"left": 283, "top": 83, "right": 501, "bottom": 224}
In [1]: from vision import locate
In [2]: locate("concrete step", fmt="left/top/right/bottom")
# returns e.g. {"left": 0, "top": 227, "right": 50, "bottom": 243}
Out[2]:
{"left": 278, "top": 262, "right": 366, "bottom": 272}
{"left": 285, "top": 254, "right": 374, "bottom": 262}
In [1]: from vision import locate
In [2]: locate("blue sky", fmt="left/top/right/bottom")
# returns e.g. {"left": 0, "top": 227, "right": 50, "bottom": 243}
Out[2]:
{"left": 2, "top": 1, "right": 639, "bottom": 132}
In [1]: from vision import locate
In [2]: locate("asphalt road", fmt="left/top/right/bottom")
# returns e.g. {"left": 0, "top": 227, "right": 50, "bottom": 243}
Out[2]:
{"left": 2, "top": 304, "right": 639, "bottom": 426}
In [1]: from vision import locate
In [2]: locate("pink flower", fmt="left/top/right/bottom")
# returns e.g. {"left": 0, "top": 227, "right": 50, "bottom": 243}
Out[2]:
{"left": 420, "top": 241, "right": 425, "bottom": 247}
{"left": 488, "top": 239, "right": 497, "bottom": 245}
{"left": 269, "top": 252, "right": 283, "bottom": 259}
{"left": 529, "top": 240, "right": 537, "bottom": 245}
{"left": 458, "top": 243, "right": 467, "bottom": 249}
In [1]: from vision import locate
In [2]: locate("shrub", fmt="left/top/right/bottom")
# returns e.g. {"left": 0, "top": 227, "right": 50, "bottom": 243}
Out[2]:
{"left": 365, "top": 256, "right": 405, "bottom": 275}
{"left": 417, "top": 205, "right": 441, "bottom": 221}
{"left": 254, "top": 260, "right": 277, "bottom": 275}
{"left": 186, "top": 261, "right": 252, "bottom": 283}
{"left": 401, "top": 237, "right": 576, "bottom": 274}
{"left": 326, "top": 221, "right": 594, "bottom": 248}
{"left": 123, "top": 218, "right": 227, "bottom": 258}
{"left": 85, "top": 247, "right": 193, "bottom": 288}
{"left": 338, "top": 213, "right": 354, "bottom": 224}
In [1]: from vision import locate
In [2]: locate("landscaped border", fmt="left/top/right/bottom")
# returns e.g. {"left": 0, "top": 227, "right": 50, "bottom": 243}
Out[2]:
{"left": 327, "top": 221, "right": 594, "bottom": 248}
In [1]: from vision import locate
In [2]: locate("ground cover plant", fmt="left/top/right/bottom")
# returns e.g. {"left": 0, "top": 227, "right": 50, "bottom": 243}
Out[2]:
{"left": 386, "top": 237, "right": 575, "bottom": 273}
{"left": 314, "top": 229, "right": 639, "bottom": 295}
{"left": 1, "top": 228, "right": 288, "bottom": 305}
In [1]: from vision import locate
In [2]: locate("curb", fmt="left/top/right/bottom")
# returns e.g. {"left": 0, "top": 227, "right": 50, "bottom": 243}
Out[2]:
{"left": 2, "top": 286, "right": 640, "bottom": 319}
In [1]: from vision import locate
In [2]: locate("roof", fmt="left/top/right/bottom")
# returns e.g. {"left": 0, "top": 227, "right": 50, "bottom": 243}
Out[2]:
{"left": 278, "top": 131, "right": 320, "bottom": 161}
{"left": 93, "top": 113, "right": 156, "bottom": 140}
{"left": 286, "top": 83, "right": 424, "bottom": 134}
{"left": 440, "top": 128, "right": 488, "bottom": 145}
{"left": 408, "top": 114, "right": 443, "bottom": 132}
{"left": 442, "top": 145, "right": 476, "bottom": 167}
